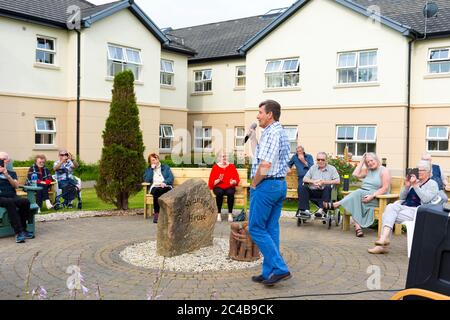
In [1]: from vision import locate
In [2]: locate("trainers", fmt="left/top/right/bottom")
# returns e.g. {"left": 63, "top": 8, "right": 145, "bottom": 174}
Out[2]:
{"left": 217, "top": 213, "right": 222, "bottom": 222}
{"left": 251, "top": 274, "right": 265, "bottom": 283}
{"left": 24, "top": 231, "right": 35, "bottom": 239}
{"left": 296, "top": 210, "right": 311, "bottom": 219}
{"left": 45, "top": 200, "right": 53, "bottom": 210}
{"left": 67, "top": 204, "right": 73, "bottom": 209}
{"left": 262, "top": 272, "right": 292, "bottom": 287}
{"left": 228, "top": 213, "right": 233, "bottom": 222}
{"left": 15, "top": 233, "right": 26, "bottom": 243}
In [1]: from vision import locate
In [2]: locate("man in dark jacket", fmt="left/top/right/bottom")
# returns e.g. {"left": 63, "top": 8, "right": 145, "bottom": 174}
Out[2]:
{"left": 288, "top": 145, "right": 314, "bottom": 215}
{"left": 0, "top": 151, "right": 34, "bottom": 243}
{"left": 143, "top": 153, "right": 174, "bottom": 223}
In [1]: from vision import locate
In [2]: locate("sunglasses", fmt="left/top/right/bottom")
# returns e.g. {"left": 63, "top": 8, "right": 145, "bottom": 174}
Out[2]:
{"left": 316, "top": 159, "right": 326, "bottom": 161}
{"left": 59, "top": 153, "right": 68, "bottom": 156}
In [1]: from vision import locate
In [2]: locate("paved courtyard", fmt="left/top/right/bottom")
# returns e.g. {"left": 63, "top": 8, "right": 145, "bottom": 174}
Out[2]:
{"left": 0, "top": 213, "right": 409, "bottom": 300}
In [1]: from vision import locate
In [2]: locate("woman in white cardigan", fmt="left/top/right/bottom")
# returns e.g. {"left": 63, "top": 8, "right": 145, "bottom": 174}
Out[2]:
{"left": 368, "top": 160, "right": 441, "bottom": 254}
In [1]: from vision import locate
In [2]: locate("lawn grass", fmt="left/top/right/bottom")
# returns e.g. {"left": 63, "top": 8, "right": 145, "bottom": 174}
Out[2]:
{"left": 38, "top": 185, "right": 359, "bottom": 214}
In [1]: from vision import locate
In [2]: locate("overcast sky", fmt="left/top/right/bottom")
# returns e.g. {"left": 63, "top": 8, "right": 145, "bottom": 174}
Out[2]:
{"left": 89, "top": 0, "right": 296, "bottom": 29}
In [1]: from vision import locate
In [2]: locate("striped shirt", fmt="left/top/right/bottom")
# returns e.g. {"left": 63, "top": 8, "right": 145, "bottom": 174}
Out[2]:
{"left": 251, "top": 121, "right": 290, "bottom": 178}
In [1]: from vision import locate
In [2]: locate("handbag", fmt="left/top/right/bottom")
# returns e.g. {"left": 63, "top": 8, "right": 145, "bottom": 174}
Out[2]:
{"left": 233, "top": 209, "right": 247, "bottom": 222}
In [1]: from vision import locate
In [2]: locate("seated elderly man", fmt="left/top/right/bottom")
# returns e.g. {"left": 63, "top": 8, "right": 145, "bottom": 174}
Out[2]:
{"left": 0, "top": 152, "right": 34, "bottom": 243}
{"left": 369, "top": 160, "right": 441, "bottom": 254}
{"left": 296, "top": 152, "right": 340, "bottom": 219}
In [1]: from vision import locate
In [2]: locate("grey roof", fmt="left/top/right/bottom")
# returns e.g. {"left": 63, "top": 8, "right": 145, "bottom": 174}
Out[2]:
{"left": 168, "top": 14, "right": 280, "bottom": 63}
{"left": 0, "top": 0, "right": 98, "bottom": 27}
{"left": 351, "top": 0, "right": 450, "bottom": 36}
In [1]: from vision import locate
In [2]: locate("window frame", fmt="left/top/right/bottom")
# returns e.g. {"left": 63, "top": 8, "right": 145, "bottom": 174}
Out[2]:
{"left": 264, "top": 58, "right": 300, "bottom": 89}
{"left": 335, "top": 125, "right": 377, "bottom": 157}
{"left": 426, "top": 126, "right": 449, "bottom": 152}
{"left": 107, "top": 44, "right": 143, "bottom": 81}
{"left": 159, "top": 124, "right": 174, "bottom": 152}
{"left": 160, "top": 59, "right": 175, "bottom": 86}
{"left": 35, "top": 118, "right": 56, "bottom": 146}
{"left": 283, "top": 125, "right": 299, "bottom": 154}
{"left": 194, "top": 126, "right": 213, "bottom": 151}
{"left": 36, "top": 36, "right": 56, "bottom": 65}
{"left": 428, "top": 48, "right": 450, "bottom": 74}
{"left": 235, "top": 66, "right": 246, "bottom": 88}
{"left": 235, "top": 126, "right": 245, "bottom": 150}
{"left": 194, "top": 69, "right": 213, "bottom": 92}
{"left": 336, "top": 50, "right": 378, "bottom": 84}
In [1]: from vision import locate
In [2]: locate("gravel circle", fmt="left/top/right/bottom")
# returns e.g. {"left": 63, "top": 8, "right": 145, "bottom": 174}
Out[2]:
{"left": 119, "top": 238, "right": 262, "bottom": 272}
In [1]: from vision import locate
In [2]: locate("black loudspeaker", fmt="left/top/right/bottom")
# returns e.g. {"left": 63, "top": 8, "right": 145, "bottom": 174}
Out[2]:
{"left": 405, "top": 204, "right": 450, "bottom": 299}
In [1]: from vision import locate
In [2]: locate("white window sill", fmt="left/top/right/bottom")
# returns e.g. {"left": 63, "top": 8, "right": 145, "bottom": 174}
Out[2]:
{"left": 161, "top": 84, "right": 176, "bottom": 90}
{"left": 33, "top": 145, "right": 58, "bottom": 151}
{"left": 426, "top": 151, "right": 450, "bottom": 157}
{"left": 424, "top": 73, "right": 450, "bottom": 79}
{"left": 159, "top": 149, "right": 172, "bottom": 153}
{"left": 263, "top": 87, "right": 301, "bottom": 93}
{"left": 233, "top": 87, "right": 246, "bottom": 91}
{"left": 34, "top": 63, "right": 60, "bottom": 70}
{"left": 333, "top": 82, "right": 380, "bottom": 89}
{"left": 191, "top": 91, "right": 213, "bottom": 96}
{"left": 105, "top": 77, "right": 144, "bottom": 85}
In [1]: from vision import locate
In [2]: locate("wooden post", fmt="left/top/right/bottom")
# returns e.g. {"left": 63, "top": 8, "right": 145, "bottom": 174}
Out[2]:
{"left": 228, "top": 221, "right": 260, "bottom": 262}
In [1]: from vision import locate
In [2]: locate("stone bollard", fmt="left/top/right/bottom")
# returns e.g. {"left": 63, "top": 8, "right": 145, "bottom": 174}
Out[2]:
{"left": 228, "top": 221, "right": 260, "bottom": 262}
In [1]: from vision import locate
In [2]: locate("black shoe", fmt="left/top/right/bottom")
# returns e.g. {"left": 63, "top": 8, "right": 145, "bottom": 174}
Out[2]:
{"left": 153, "top": 213, "right": 159, "bottom": 223}
{"left": 251, "top": 275, "right": 265, "bottom": 283}
{"left": 77, "top": 202, "right": 82, "bottom": 209}
{"left": 262, "top": 272, "right": 292, "bottom": 286}
{"left": 314, "top": 212, "right": 323, "bottom": 218}
{"left": 296, "top": 210, "right": 311, "bottom": 219}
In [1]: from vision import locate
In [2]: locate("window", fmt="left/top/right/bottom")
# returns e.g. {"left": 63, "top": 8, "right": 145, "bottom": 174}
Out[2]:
{"left": 107, "top": 44, "right": 142, "bottom": 80}
{"left": 337, "top": 50, "right": 378, "bottom": 84}
{"left": 159, "top": 125, "right": 174, "bottom": 151}
{"left": 160, "top": 59, "right": 174, "bottom": 86}
{"left": 35, "top": 118, "right": 56, "bottom": 145}
{"left": 235, "top": 127, "right": 245, "bottom": 149}
{"left": 428, "top": 48, "right": 450, "bottom": 74}
{"left": 236, "top": 66, "right": 246, "bottom": 87}
{"left": 265, "top": 58, "right": 299, "bottom": 88}
{"left": 336, "top": 125, "right": 376, "bottom": 156}
{"left": 427, "top": 126, "right": 449, "bottom": 152}
{"left": 194, "top": 127, "right": 212, "bottom": 150}
{"left": 283, "top": 126, "right": 298, "bottom": 154}
{"left": 194, "top": 70, "right": 212, "bottom": 92}
{"left": 36, "top": 36, "right": 56, "bottom": 65}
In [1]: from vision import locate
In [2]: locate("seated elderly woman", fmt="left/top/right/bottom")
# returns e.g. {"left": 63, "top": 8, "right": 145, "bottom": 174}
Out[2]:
{"left": 421, "top": 153, "right": 449, "bottom": 203}
{"left": 143, "top": 153, "right": 174, "bottom": 223}
{"left": 368, "top": 160, "right": 441, "bottom": 254}
{"left": 27, "top": 154, "right": 53, "bottom": 210}
{"left": 208, "top": 153, "right": 240, "bottom": 222}
{"left": 324, "top": 152, "right": 391, "bottom": 237}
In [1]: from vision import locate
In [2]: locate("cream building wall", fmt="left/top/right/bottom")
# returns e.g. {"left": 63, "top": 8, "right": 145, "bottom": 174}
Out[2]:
{"left": 242, "top": 0, "right": 411, "bottom": 173}
{"left": 245, "top": 0, "right": 410, "bottom": 108}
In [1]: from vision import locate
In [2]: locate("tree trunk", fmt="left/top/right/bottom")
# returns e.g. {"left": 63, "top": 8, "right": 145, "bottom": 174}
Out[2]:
{"left": 228, "top": 222, "right": 260, "bottom": 262}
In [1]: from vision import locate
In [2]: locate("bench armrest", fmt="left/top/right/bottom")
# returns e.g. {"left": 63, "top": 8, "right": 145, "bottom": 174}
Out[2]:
{"left": 142, "top": 182, "right": 150, "bottom": 186}
{"left": 376, "top": 194, "right": 399, "bottom": 199}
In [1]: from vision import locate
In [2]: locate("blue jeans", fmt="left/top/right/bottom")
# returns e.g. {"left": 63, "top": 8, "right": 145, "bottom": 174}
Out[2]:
{"left": 249, "top": 179, "right": 289, "bottom": 280}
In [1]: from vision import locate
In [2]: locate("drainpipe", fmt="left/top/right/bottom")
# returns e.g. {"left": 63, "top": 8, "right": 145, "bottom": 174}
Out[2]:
{"left": 76, "top": 29, "right": 81, "bottom": 158}
{"left": 405, "top": 38, "right": 415, "bottom": 169}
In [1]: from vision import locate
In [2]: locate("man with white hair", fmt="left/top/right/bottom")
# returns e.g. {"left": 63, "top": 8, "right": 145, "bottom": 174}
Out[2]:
{"left": 368, "top": 160, "right": 440, "bottom": 254}
{"left": 421, "top": 153, "right": 448, "bottom": 203}
{"left": 0, "top": 151, "right": 34, "bottom": 243}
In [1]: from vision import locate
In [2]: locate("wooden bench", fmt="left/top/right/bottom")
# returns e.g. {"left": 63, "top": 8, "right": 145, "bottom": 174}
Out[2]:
{"left": 14, "top": 167, "right": 56, "bottom": 202}
{"left": 142, "top": 167, "right": 249, "bottom": 219}
{"left": 342, "top": 176, "right": 404, "bottom": 237}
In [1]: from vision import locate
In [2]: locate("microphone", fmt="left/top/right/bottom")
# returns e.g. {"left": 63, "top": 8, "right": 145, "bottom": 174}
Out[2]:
{"left": 244, "top": 123, "right": 257, "bottom": 143}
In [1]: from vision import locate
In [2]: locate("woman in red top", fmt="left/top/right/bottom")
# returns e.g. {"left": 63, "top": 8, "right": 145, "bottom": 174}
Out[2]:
{"left": 208, "top": 153, "right": 240, "bottom": 222}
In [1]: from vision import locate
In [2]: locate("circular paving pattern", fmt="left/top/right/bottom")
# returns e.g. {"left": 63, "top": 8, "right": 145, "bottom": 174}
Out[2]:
{"left": 0, "top": 214, "right": 410, "bottom": 300}
{"left": 119, "top": 239, "right": 262, "bottom": 272}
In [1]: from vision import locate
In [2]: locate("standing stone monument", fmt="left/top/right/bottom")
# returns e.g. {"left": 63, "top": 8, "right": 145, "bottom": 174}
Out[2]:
{"left": 157, "top": 178, "right": 216, "bottom": 257}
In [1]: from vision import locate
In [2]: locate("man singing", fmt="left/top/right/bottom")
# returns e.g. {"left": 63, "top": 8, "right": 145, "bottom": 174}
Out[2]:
{"left": 249, "top": 100, "right": 291, "bottom": 286}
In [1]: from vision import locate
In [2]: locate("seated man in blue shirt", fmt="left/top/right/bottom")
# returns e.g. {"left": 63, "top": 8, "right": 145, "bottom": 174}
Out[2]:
{"left": 0, "top": 151, "right": 34, "bottom": 243}
{"left": 288, "top": 145, "right": 314, "bottom": 214}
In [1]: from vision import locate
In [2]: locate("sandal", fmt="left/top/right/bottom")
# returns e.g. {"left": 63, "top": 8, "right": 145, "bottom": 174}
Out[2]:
{"left": 368, "top": 246, "right": 388, "bottom": 254}
{"left": 375, "top": 239, "right": 390, "bottom": 246}
{"left": 355, "top": 227, "right": 364, "bottom": 237}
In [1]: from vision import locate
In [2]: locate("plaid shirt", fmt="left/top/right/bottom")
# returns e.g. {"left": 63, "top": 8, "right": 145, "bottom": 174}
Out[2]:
{"left": 251, "top": 121, "right": 290, "bottom": 178}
